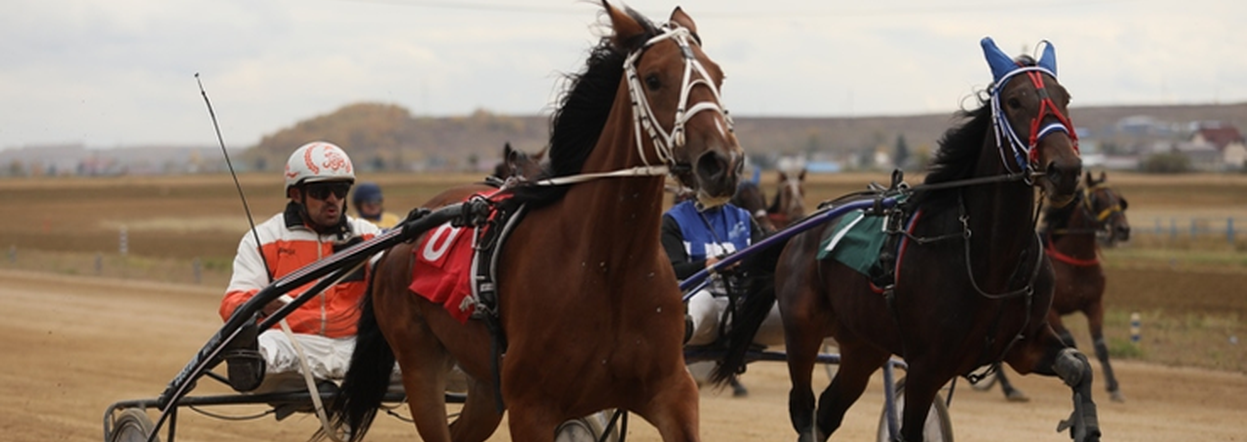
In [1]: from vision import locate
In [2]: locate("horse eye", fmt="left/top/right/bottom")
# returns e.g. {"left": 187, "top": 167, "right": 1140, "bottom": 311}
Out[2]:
{"left": 1007, "top": 97, "right": 1023, "bottom": 110}
{"left": 645, "top": 74, "right": 662, "bottom": 91}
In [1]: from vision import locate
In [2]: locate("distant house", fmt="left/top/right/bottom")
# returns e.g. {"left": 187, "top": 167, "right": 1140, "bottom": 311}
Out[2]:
{"left": 1190, "top": 122, "right": 1246, "bottom": 171}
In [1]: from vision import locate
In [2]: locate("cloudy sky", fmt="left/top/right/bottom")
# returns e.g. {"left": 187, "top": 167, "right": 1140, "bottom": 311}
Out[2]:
{"left": 1, "top": 0, "right": 1243, "bottom": 150}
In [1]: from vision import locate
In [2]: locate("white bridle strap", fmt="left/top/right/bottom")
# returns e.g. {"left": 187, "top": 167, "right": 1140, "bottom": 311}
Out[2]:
{"left": 625, "top": 24, "right": 733, "bottom": 168}
{"left": 516, "top": 24, "right": 730, "bottom": 190}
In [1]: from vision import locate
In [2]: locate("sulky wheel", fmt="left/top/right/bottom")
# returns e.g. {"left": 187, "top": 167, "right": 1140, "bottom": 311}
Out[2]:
{"left": 876, "top": 378, "right": 954, "bottom": 442}
{"left": 555, "top": 409, "right": 621, "bottom": 442}
{"left": 107, "top": 408, "right": 159, "bottom": 442}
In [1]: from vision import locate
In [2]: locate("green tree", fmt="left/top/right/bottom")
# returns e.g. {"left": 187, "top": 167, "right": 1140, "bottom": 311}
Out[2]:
{"left": 894, "top": 134, "right": 910, "bottom": 170}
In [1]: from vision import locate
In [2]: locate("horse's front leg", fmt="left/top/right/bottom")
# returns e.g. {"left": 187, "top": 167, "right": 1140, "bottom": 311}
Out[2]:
{"left": 1084, "top": 302, "right": 1123, "bottom": 402}
{"left": 1006, "top": 329, "right": 1102, "bottom": 442}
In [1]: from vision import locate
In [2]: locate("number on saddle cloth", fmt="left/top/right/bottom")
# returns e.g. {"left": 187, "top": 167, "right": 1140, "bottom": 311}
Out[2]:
{"left": 409, "top": 191, "right": 524, "bottom": 323}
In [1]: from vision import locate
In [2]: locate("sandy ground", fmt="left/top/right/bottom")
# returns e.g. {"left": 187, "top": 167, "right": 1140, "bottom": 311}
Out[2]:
{"left": 3, "top": 269, "right": 1245, "bottom": 442}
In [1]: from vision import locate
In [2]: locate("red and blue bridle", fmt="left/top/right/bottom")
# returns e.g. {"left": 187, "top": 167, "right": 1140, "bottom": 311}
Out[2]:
{"left": 989, "top": 65, "right": 1079, "bottom": 180}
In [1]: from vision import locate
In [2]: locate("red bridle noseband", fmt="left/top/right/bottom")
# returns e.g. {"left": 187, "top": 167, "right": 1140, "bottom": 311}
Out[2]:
{"left": 990, "top": 66, "right": 1079, "bottom": 177}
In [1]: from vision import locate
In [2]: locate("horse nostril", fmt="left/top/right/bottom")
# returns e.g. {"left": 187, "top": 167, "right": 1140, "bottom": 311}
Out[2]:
{"left": 696, "top": 151, "right": 727, "bottom": 180}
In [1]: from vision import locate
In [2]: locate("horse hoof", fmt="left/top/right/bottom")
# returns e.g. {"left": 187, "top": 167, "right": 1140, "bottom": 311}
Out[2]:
{"left": 1109, "top": 390, "right": 1125, "bottom": 403}
{"left": 1006, "top": 389, "right": 1030, "bottom": 402}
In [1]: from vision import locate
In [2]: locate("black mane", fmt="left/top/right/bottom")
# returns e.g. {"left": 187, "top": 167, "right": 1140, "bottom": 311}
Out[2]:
{"left": 909, "top": 100, "right": 993, "bottom": 207}
{"left": 509, "top": 11, "right": 657, "bottom": 208}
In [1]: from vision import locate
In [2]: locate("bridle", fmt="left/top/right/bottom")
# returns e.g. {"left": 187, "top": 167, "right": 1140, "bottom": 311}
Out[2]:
{"left": 989, "top": 65, "right": 1079, "bottom": 182}
{"left": 532, "top": 23, "right": 733, "bottom": 188}
{"left": 625, "top": 23, "right": 733, "bottom": 170}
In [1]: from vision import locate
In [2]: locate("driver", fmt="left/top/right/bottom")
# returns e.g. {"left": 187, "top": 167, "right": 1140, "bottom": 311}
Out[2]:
{"left": 218, "top": 141, "right": 382, "bottom": 393}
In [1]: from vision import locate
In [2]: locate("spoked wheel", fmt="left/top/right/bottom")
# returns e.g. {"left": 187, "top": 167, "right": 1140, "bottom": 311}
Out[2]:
{"left": 555, "top": 409, "right": 621, "bottom": 442}
{"left": 107, "top": 408, "right": 159, "bottom": 442}
{"left": 876, "top": 378, "right": 954, "bottom": 442}
{"left": 822, "top": 339, "right": 839, "bottom": 381}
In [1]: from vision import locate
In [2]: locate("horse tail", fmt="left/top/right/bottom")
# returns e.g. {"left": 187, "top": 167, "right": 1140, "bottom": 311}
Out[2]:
{"left": 318, "top": 262, "right": 394, "bottom": 442}
{"left": 710, "top": 235, "right": 791, "bottom": 386}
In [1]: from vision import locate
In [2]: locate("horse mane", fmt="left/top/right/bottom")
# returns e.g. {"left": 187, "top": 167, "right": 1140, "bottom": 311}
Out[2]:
{"left": 509, "top": 10, "right": 657, "bottom": 208}
{"left": 910, "top": 100, "right": 992, "bottom": 206}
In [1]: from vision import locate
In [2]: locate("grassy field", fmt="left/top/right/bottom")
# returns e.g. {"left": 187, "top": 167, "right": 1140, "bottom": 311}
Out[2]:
{"left": 0, "top": 171, "right": 1243, "bottom": 372}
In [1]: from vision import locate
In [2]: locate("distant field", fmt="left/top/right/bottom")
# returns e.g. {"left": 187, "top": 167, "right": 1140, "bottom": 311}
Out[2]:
{"left": 0, "top": 171, "right": 1243, "bottom": 371}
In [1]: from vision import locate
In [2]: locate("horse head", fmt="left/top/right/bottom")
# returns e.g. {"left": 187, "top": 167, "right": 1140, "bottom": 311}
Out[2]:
{"left": 1083, "top": 171, "right": 1131, "bottom": 246}
{"left": 982, "top": 37, "right": 1082, "bottom": 206}
{"left": 606, "top": 1, "right": 743, "bottom": 207}
{"left": 771, "top": 157, "right": 807, "bottom": 227}
{"left": 494, "top": 142, "right": 546, "bottom": 180}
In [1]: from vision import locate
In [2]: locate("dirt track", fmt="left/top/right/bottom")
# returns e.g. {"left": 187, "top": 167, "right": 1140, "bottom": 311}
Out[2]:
{"left": 3, "top": 269, "right": 1245, "bottom": 442}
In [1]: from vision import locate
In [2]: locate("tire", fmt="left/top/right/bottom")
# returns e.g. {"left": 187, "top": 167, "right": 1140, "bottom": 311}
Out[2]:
{"left": 107, "top": 408, "right": 159, "bottom": 442}
{"left": 555, "top": 409, "right": 621, "bottom": 442}
{"left": 876, "top": 379, "right": 954, "bottom": 442}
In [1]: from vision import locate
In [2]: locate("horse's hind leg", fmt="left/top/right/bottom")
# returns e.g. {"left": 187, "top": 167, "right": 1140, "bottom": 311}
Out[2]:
{"left": 1006, "top": 331, "right": 1102, "bottom": 442}
{"left": 815, "top": 339, "right": 890, "bottom": 441}
{"left": 1084, "top": 302, "right": 1123, "bottom": 402}
{"left": 450, "top": 375, "right": 504, "bottom": 441}
{"left": 993, "top": 364, "right": 1029, "bottom": 402}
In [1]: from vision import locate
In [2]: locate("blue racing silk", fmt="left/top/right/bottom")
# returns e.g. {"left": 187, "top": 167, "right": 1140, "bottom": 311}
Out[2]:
{"left": 665, "top": 200, "right": 754, "bottom": 261}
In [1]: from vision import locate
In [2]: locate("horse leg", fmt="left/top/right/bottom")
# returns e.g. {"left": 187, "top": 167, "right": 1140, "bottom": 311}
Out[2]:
{"left": 1084, "top": 303, "right": 1123, "bottom": 402}
{"left": 380, "top": 305, "right": 457, "bottom": 442}
{"left": 631, "top": 370, "right": 701, "bottom": 442}
{"left": 1006, "top": 329, "right": 1102, "bottom": 442}
{"left": 779, "top": 289, "right": 831, "bottom": 442}
{"left": 815, "top": 339, "right": 890, "bottom": 441}
{"left": 783, "top": 328, "right": 821, "bottom": 442}
{"left": 896, "top": 369, "right": 948, "bottom": 442}
{"left": 1048, "top": 310, "right": 1076, "bottom": 348}
{"left": 993, "top": 363, "right": 1029, "bottom": 402}
{"left": 449, "top": 374, "right": 505, "bottom": 442}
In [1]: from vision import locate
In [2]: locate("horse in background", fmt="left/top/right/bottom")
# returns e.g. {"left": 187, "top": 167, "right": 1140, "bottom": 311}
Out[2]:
{"left": 767, "top": 157, "right": 807, "bottom": 228}
{"left": 325, "top": 3, "right": 742, "bottom": 441}
{"left": 732, "top": 176, "right": 777, "bottom": 232}
{"left": 491, "top": 142, "right": 546, "bottom": 181}
{"left": 987, "top": 170, "right": 1131, "bottom": 403}
{"left": 713, "top": 38, "right": 1101, "bottom": 442}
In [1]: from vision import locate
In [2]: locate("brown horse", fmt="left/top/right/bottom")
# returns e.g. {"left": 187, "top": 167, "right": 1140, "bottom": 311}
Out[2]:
{"left": 714, "top": 38, "right": 1101, "bottom": 442}
{"left": 324, "top": 3, "right": 741, "bottom": 442}
{"left": 990, "top": 171, "right": 1130, "bottom": 403}
{"left": 768, "top": 157, "right": 807, "bottom": 228}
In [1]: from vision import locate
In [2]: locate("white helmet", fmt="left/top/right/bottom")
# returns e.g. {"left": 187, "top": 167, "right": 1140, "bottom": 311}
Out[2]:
{"left": 284, "top": 141, "right": 355, "bottom": 192}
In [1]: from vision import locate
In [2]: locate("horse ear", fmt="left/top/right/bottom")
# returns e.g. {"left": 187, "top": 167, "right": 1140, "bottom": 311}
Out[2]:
{"left": 1036, "top": 40, "right": 1058, "bottom": 76}
{"left": 980, "top": 36, "right": 1017, "bottom": 84}
{"left": 604, "top": 0, "right": 648, "bottom": 52}
{"left": 669, "top": 6, "right": 698, "bottom": 35}
{"left": 1084, "top": 171, "right": 1095, "bottom": 185}
{"left": 504, "top": 142, "right": 514, "bottom": 159}
{"left": 1099, "top": 170, "right": 1107, "bottom": 182}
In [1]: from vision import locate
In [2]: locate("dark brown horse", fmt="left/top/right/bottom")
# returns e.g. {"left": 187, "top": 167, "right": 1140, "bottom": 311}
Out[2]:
{"left": 990, "top": 171, "right": 1130, "bottom": 403}
{"left": 714, "top": 38, "right": 1101, "bottom": 442}
{"left": 324, "top": 3, "right": 742, "bottom": 442}
{"left": 767, "top": 158, "right": 807, "bottom": 229}
{"left": 491, "top": 142, "right": 547, "bottom": 181}
{"left": 732, "top": 179, "right": 777, "bottom": 232}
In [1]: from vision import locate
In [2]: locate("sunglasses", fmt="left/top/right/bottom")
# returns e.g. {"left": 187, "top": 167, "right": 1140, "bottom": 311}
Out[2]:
{"left": 304, "top": 182, "right": 351, "bottom": 200}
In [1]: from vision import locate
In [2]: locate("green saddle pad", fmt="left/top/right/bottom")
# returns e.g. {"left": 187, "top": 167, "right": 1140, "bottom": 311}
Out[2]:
{"left": 817, "top": 210, "right": 888, "bottom": 276}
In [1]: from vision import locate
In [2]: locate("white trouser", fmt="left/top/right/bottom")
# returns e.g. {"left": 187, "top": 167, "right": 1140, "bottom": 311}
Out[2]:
{"left": 685, "top": 289, "right": 785, "bottom": 347}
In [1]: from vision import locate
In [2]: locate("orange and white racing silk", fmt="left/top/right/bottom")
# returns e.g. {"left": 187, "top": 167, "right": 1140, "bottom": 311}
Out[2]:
{"left": 219, "top": 202, "right": 381, "bottom": 338}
